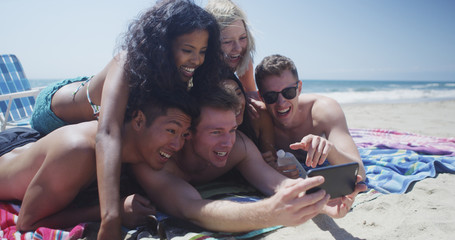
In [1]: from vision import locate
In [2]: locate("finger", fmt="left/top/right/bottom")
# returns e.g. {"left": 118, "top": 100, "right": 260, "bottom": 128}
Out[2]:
{"left": 283, "top": 177, "right": 325, "bottom": 201}
{"left": 246, "top": 102, "right": 260, "bottom": 119}
{"left": 289, "top": 142, "right": 305, "bottom": 151}
{"left": 294, "top": 193, "right": 330, "bottom": 225}
{"left": 306, "top": 138, "right": 319, "bottom": 167}
{"left": 133, "top": 194, "right": 152, "bottom": 207}
{"left": 319, "top": 141, "right": 329, "bottom": 165}
{"left": 312, "top": 139, "right": 324, "bottom": 168}
{"left": 285, "top": 170, "right": 300, "bottom": 179}
{"left": 290, "top": 135, "right": 312, "bottom": 151}
{"left": 262, "top": 151, "right": 275, "bottom": 164}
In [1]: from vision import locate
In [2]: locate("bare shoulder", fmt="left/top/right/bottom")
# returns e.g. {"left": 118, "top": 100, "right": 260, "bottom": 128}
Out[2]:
{"left": 47, "top": 121, "right": 97, "bottom": 153}
{"left": 303, "top": 94, "right": 345, "bottom": 122}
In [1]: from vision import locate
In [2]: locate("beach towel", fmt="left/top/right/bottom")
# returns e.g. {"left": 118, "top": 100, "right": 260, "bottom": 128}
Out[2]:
{"left": 360, "top": 148, "right": 455, "bottom": 194}
{"left": 350, "top": 128, "right": 455, "bottom": 156}
{"left": 127, "top": 179, "right": 282, "bottom": 240}
{"left": 0, "top": 202, "right": 85, "bottom": 240}
{"left": 350, "top": 128, "right": 455, "bottom": 194}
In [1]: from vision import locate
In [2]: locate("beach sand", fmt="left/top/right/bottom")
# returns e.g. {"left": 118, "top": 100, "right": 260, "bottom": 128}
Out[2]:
{"left": 261, "top": 100, "right": 455, "bottom": 240}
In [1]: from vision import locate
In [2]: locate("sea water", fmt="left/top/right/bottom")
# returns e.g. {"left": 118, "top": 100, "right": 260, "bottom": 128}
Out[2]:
{"left": 30, "top": 79, "right": 455, "bottom": 104}
{"left": 300, "top": 80, "right": 455, "bottom": 104}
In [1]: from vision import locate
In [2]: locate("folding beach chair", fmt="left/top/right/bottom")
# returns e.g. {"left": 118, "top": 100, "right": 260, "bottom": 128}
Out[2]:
{"left": 0, "top": 54, "right": 42, "bottom": 131}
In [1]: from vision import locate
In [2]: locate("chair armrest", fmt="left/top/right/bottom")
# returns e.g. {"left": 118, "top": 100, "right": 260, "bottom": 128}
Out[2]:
{"left": 0, "top": 87, "right": 44, "bottom": 101}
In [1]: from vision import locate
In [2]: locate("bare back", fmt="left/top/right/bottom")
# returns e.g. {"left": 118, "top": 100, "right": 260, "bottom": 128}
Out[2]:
{"left": 51, "top": 55, "right": 123, "bottom": 124}
{"left": 0, "top": 121, "right": 98, "bottom": 201}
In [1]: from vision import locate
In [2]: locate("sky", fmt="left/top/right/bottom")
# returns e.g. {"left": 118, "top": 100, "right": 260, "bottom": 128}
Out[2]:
{"left": 1, "top": 0, "right": 454, "bottom": 81}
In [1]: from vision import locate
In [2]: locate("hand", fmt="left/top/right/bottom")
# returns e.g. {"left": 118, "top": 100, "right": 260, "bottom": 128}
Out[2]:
{"left": 121, "top": 194, "right": 156, "bottom": 229}
{"left": 321, "top": 175, "right": 368, "bottom": 218}
{"left": 261, "top": 151, "right": 276, "bottom": 166}
{"left": 97, "top": 218, "right": 122, "bottom": 240}
{"left": 289, "top": 134, "right": 333, "bottom": 168}
{"left": 246, "top": 93, "right": 265, "bottom": 119}
{"left": 276, "top": 164, "right": 300, "bottom": 179}
{"left": 266, "top": 177, "right": 330, "bottom": 227}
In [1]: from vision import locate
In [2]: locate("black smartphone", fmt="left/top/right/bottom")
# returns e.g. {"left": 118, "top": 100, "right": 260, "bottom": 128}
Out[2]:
{"left": 306, "top": 162, "right": 359, "bottom": 199}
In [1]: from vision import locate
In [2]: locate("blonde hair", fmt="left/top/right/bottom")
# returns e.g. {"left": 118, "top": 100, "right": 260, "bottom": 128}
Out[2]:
{"left": 206, "top": 0, "right": 256, "bottom": 77}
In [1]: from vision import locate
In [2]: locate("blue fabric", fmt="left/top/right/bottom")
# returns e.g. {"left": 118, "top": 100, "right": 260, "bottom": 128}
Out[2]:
{"left": 360, "top": 148, "right": 455, "bottom": 194}
{"left": 30, "top": 76, "right": 89, "bottom": 135}
{"left": 0, "top": 54, "right": 35, "bottom": 123}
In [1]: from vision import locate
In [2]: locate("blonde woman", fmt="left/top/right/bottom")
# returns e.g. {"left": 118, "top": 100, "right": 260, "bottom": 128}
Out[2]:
{"left": 206, "top": 0, "right": 257, "bottom": 93}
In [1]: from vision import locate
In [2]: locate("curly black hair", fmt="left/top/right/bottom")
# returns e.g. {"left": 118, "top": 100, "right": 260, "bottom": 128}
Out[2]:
{"left": 122, "top": 0, "right": 224, "bottom": 98}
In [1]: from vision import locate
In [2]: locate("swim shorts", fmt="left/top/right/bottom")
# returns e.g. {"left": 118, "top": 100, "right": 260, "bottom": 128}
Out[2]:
{"left": 30, "top": 76, "right": 90, "bottom": 135}
{"left": 0, "top": 127, "right": 41, "bottom": 156}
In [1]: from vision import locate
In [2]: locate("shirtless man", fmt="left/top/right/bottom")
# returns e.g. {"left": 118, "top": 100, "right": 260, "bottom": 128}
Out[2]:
{"left": 132, "top": 84, "right": 366, "bottom": 232}
{"left": 0, "top": 88, "right": 197, "bottom": 231}
{"left": 255, "top": 54, "right": 366, "bottom": 179}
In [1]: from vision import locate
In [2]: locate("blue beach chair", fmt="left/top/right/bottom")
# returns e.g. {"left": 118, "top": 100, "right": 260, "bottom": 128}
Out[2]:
{"left": 0, "top": 54, "right": 43, "bottom": 131}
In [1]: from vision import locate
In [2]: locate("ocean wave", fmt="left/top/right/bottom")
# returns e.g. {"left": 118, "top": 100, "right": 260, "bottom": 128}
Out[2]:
{"left": 315, "top": 89, "right": 455, "bottom": 104}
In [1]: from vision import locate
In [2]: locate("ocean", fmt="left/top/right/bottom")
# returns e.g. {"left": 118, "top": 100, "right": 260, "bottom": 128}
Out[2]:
{"left": 29, "top": 79, "right": 455, "bottom": 105}
{"left": 300, "top": 80, "right": 455, "bottom": 104}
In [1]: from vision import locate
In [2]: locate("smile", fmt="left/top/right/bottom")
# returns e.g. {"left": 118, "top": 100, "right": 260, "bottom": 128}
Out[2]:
{"left": 228, "top": 54, "right": 241, "bottom": 60}
{"left": 160, "top": 151, "right": 171, "bottom": 159}
{"left": 215, "top": 151, "right": 227, "bottom": 157}
{"left": 277, "top": 107, "right": 291, "bottom": 115}
{"left": 182, "top": 66, "right": 195, "bottom": 74}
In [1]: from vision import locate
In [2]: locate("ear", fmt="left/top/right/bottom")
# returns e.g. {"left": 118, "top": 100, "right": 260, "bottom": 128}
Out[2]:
{"left": 297, "top": 80, "right": 302, "bottom": 94}
{"left": 132, "top": 110, "right": 146, "bottom": 131}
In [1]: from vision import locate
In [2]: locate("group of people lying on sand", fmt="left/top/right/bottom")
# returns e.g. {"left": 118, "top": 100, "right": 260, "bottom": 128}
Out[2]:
{"left": 0, "top": 1, "right": 366, "bottom": 239}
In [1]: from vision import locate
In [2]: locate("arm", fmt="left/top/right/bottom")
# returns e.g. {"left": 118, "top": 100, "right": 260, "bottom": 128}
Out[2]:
{"left": 318, "top": 98, "right": 365, "bottom": 179}
{"left": 132, "top": 162, "right": 329, "bottom": 232}
{"left": 290, "top": 97, "right": 365, "bottom": 179}
{"left": 250, "top": 111, "right": 298, "bottom": 178}
{"left": 95, "top": 55, "right": 130, "bottom": 239}
{"left": 256, "top": 109, "right": 276, "bottom": 159}
{"left": 238, "top": 60, "right": 256, "bottom": 92}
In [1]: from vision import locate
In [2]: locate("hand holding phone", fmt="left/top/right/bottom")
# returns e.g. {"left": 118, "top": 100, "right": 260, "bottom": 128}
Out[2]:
{"left": 306, "top": 162, "right": 359, "bottom": 199}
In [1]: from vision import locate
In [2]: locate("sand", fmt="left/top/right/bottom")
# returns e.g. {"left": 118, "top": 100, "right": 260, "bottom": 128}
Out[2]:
{"left": 261, "top": 100, "right": 455, "bottom": 240}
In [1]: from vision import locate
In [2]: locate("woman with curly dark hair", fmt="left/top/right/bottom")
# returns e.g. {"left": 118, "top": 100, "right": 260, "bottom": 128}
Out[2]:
{"left": 29, "top": 0, "right": 223, "bottom": 238}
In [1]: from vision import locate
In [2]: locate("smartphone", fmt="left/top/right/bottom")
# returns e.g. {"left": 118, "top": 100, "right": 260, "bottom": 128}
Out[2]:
{"left": 306, "top": 162, "right": 359, "bottom": 199}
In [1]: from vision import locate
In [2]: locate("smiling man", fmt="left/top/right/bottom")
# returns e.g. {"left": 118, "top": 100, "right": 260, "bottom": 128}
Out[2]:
{"left": 255, "top": 54, "right": 366, "bottom": 179}
{"left": 132, "top": 83, "right": 365, "bottom": 233}
{"left": 0, "top": 88, "right": 197, "bottom": 232}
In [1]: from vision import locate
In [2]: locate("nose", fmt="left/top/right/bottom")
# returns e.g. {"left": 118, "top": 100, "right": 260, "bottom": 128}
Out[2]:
{"left": 232, "top": 40, "right": 241, "bottom": 52}
{"left": 191, "top": 52, "right": 202, "bottom": 66}
{"left": 276, "top": 93, "right": 287, "bottom": 105}
{"left": 169, "top": 135, "right": 185, "bottom": 151}
{"left": 220, "top": 132, "right": 235, "bottom": 148}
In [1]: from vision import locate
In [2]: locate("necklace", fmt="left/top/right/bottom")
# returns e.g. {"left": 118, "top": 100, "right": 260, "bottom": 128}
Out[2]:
{"left": 187, "top": 77, "right": 193, "bottom": 91}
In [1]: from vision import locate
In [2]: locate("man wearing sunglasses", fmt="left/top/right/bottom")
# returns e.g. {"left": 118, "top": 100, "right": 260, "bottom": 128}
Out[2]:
{"left": 255, "top": 54, "right": 366, "bottom": 180}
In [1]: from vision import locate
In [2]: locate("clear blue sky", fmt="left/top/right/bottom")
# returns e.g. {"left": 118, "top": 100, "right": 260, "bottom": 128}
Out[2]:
{"left": 2, "top": 0, "right": 454, "bottom": 81}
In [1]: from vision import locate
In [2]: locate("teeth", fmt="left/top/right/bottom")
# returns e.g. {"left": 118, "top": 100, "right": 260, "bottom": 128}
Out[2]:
{"left": 160, "top": 151, "right": 171, "bottom": 159}
{"left": 278, "top": 107, "right": 290, "bottom": 114}
{"left": 229, "top": 55, "right": 240, "bottom": 59}
{"left": 216, "top": 151, "right": 227, "bottom": 157}
{"left": 182, "top": 67, "right": 195, "bottom": 73}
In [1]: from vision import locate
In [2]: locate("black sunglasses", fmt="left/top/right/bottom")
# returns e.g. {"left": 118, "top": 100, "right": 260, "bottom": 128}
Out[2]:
{"left": 262, "top": 82, "right": 299, "bottom": 104}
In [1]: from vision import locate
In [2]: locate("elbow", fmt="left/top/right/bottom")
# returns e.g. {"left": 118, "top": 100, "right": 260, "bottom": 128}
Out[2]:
{"left": 95, "top": 124, "right": 123, "bottom": 145}
{"left": 16, "top": 216, "right": 36, "bottom": 232}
